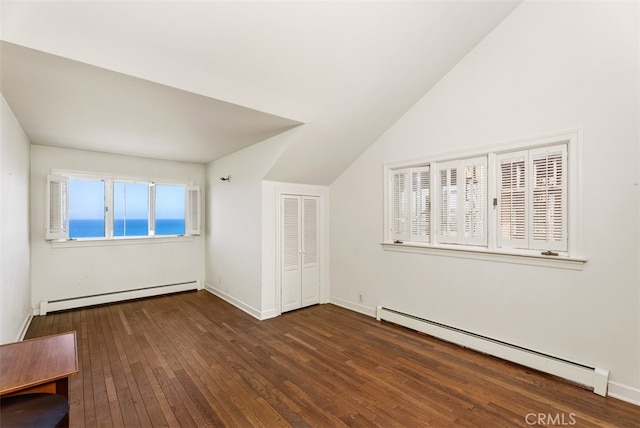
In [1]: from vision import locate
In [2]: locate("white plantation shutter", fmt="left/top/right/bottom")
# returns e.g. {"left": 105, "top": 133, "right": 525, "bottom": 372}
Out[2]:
{"left": 390, "top": 167, "right": 430, "bottom": 243}
{"left": 497, "top": 144, "right": 567, "bottom": 252}
{"left": 46, "top": 175, "right": 69, "bottom": 240}
{"left": 385, "top": 134, "right": 576, "bottom": 256}
{"left": 283, "top": 196, "right": 300, "bottom": 269}
{"left": 391, "top": 169, "right": 410, "bottom": 241}
{"left": 530, "top": 145, "right": 567, "bottom": 251}
{"left": 437, "top": 158, "right": 487, "bottom": 245}
{"left": 461, "top": 157, "right": 486, "bottom": 245}
{"left": 185, "top": 185, "right": 201, "bottom": 235}
{"left": 410, "top": 167, "right": 430, "bottom": 243}
{"left": 303, "top": 197, "right": 319, "bottom": 265}
{"left": 438, "top": 162, "right": 458, "bottom": 243}
{"left": 497, "top": 151, "right": 528, "bottom": 249}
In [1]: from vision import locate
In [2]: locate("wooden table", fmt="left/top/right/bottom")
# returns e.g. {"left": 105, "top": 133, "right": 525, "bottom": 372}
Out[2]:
{"left": 0, "top": 331, "right": 78, "bottom": 399}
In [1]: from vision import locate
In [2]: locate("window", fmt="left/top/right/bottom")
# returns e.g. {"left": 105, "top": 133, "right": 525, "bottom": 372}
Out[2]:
{"left": 69, "top": 178, "right": 105, "bottom": 239}
{"left": 46, "top": 173, "right": 201, "bottom": 241}
{"left": 384, "top": 131, "right": 581, "bottom": 261}
{"left": 497, "top": 145, "right": 566, "bottom": 252}
{"left": 436, "top": 157, "right": 486, "bottom": 246}
{"left": 391, "top": 166, "right": 430, "bottom": 243}
{"left": 155, "top": 184, "right": 186, "bottom": 236}
{"left": 114, "top": 181, "right": 149, "bottom": 237}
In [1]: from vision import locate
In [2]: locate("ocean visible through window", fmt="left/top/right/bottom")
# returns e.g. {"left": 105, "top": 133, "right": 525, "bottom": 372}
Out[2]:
{"left": 69, "top": 219, "right": 185, "bottom": 238}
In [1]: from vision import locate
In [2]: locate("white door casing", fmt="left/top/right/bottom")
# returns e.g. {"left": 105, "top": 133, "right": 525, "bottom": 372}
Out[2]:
{"left": 280, "top": 194, "right": 320, "bottom": 312}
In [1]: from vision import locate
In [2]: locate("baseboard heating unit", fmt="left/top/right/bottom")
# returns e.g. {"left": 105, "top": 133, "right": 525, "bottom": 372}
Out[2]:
{"left": 376, "top": 306, "right": 610, "bottom": 397}
{"left": 39, "top": 281, "right": 200, "bottom": 315}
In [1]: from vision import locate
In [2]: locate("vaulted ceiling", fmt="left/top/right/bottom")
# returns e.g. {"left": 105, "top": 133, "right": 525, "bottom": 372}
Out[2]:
{"left": 1, "top": 1, "right": 521, "bottom": 184}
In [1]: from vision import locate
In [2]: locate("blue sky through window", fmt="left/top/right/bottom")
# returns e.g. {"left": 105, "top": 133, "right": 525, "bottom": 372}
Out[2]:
{"left": 68, "top": 178, "right": 106, "bottom": 238}
{"left": 69, "top": 179, "right": 105, "bottom": 219}
{"left": 114, "top": 182, "right": 148, "bottom": 220}
{"left": 156, "top": 185, "right": 185, "bottom": 220}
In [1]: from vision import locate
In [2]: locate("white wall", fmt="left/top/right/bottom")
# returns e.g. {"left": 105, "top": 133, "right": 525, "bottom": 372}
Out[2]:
{"left": 205, "top": 129, "right": 294, "bottom": 318}
{"left": 330, "top": 1, "right": 639, "bottom": 402}
{"left": 30, "top": 146, "right": 205, "bottom": 307}
{"left": 206, "top": 127, "right": 331, "bottom": 319}
{"left": 1, "top": 94, "right": 32, "bottom": 343}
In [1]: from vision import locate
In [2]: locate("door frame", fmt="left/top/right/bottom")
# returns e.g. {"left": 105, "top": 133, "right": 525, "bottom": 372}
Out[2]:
{"left": 275, "top": 183, "right": 329, "bottom": 316}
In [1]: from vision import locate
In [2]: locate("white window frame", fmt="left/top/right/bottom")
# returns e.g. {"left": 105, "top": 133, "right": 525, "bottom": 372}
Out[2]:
{"left": 46, "top": 170, "right": 201, "bottom": 246}
{"left": 382, "top": 130, "right": 585, "bottom": 270}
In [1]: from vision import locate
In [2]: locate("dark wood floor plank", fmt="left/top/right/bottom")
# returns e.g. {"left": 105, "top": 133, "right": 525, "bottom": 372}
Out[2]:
{"left": 24, "top": 291, "right": 640, "bottom": 427}
{"left": 107, "top": 305, "right": 155, "bottom": 428}
{"left": 87, "top": 307, "right": 114, "bottom": 427}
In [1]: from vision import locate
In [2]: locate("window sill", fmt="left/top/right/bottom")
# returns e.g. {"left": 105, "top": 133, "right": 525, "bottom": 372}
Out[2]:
{"left": 50, "top": 235, "right": 196, "bottom": 248}
{"left": 380, "top": 242, "right": 586, "bottom": 270}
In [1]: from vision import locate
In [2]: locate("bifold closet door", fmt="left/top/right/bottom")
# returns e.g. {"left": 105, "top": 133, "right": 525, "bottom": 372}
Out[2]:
{"left": 281, "top": 195, "right": 320, "bottom": 313}
{"left": 301, "top": 196, "right": 320, "bottom": 308}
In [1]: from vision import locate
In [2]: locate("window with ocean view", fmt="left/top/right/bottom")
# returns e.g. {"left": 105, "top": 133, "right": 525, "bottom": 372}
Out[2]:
{"left": 114, "top": 182, "right": 149, "bottom": 237}
{"left": 155, "top": 184, "right": 186, "bottom": 236}
{"left": 46, "top": 172, "right": 201, "bottom": 242}
{"left": 69, "top": 178, "right": 105, "bottom": 239}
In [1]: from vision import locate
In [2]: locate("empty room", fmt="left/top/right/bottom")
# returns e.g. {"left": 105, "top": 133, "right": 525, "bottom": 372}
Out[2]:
{"left": 1, "top": 0, "right": 639, "bottom": 426}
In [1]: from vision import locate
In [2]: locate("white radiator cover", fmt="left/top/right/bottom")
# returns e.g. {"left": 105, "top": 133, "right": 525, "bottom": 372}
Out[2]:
{"left": 39, "top": 281, "right": 200, "bottom": 315}
{"left": 376, "top": 306, "right": 609, "bottom": 397}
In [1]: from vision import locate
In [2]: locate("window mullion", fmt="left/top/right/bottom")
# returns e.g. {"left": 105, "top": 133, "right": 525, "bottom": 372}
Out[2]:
{"left": 104, "top": 179, "right": 114, "bottom": 238}
{"left": 487, "top": 152, "right": 497, "bottom": 251}
{"left": 430, "top": 165, "right": 437, "bottom": 245}
{"left": 456, "top": 161, "right": 465, "bottom": 244}
{"left": 526, "top": 152, "right": 533, "bottom": 250}
{"left": 149, "top": 182, "right": 156, "bottom": 236}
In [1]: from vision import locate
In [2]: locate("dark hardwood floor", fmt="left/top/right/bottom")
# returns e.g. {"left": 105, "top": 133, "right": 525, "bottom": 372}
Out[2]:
{"left": 25, "top": 291, "right": 639, "bottom": 427}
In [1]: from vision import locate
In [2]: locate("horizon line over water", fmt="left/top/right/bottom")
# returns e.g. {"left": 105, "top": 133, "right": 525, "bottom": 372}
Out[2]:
{"left": 69, "top": 218, "right": 185, "bottom": 238}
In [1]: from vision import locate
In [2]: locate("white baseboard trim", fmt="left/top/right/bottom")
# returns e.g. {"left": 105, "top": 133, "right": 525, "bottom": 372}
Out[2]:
{"left": 376, "top": 306, "right": 600, "bottom": 393}
{"left": 260, "top": 308, "right": 279, "bottom": 320}
{"left": 39, "top": 281, "right": 200, "bottom": 315}
{"left": 16, "top": 313, "right": 33, "bottom": 342}
{"left": 203, "top": 283, "right": 268, "bottom": 320}
{"left": 608, "top": 381, "right": 640, "bottom": 406}
{"left": 328, "top": 296, "right": 376, "bottom": 317}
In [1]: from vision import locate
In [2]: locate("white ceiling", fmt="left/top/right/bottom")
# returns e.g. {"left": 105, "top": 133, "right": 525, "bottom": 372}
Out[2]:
{"left": 0, "top": 1, "right": 521, "bottom": 183}
{"left": 1, "top": 41, "right": 301, "bottom": 163}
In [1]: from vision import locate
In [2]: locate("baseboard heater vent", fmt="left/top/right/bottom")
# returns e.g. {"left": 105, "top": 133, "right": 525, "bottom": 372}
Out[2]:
{"left": 376, "top": 306, "right": 609, "bottom": 397}
{"left": 39, "top": 281, "right": 200, "bottom": 315}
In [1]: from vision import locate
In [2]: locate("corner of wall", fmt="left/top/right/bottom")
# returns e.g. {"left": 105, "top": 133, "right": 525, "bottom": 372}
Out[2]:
{"left": 1, "top": 93, "right": 33, "bottom": 344}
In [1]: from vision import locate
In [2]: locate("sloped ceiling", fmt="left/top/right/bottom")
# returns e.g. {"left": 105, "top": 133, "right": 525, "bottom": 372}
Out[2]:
{"left": 0, "top": 1, "right": 521, "bottom": 184}
{"left": 1, "top": 41, "right": 301, "bottom": 163}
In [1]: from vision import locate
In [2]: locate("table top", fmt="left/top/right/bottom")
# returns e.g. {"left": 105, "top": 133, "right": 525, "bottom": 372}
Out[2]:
{"left": 0, "top": 331, "right": 78, "bottom": 396}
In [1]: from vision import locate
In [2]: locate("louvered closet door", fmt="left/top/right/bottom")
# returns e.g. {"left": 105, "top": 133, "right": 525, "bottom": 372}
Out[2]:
{"left": 301, "top": 196, "right": 320, "bottom": 307}
{"left": 281, "top": 196, "right": 302, "bottom": 312}
{"left": 281, "top": 195, "right": 320, "bottom": 313}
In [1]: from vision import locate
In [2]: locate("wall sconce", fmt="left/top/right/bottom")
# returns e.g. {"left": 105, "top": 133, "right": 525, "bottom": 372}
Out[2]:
{"left": 220, "top": 176, "right": 231, "bottom": 182}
